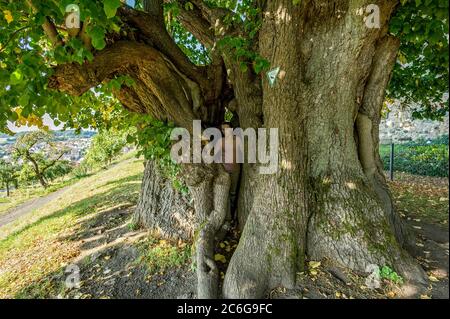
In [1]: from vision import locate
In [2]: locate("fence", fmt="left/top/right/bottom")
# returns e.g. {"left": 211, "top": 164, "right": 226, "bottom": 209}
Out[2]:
{"left": 379, "top": 135, "right": 449, "bottom": 180}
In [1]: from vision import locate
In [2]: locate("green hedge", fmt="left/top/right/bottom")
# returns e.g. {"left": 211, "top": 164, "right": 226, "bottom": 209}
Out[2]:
{"left": 379, "top": 135, "right": 449, "bottom": 177}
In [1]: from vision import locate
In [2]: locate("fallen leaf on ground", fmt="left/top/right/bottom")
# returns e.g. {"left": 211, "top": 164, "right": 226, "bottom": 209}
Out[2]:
{"left": 214, "top": 254, "right": 226, "bottom": 263}
{"left": 428, "top": 275, "right": 439, "bottom": 282}
{"left": 309, "top": 261, "right": 321, "bottom": 269}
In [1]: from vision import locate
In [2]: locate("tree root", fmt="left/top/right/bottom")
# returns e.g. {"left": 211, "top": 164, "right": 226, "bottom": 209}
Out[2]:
{"left": 188, "top": 165, "right": 231, "bottom": 299}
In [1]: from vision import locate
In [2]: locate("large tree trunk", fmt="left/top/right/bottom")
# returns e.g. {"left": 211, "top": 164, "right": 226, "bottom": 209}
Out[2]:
{"left": 133, "top": 160, "right": 195, "bottom": 241}
{"left": 223, "top": 0, "right": 426, "bottom": 298}
{"left": 49, "top": 0, "right": 427, "bottom": 300}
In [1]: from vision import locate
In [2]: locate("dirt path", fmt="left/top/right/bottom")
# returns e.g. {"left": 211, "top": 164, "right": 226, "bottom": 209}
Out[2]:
{"left": 0, "top": 186, "right": 71, "bottom": 228}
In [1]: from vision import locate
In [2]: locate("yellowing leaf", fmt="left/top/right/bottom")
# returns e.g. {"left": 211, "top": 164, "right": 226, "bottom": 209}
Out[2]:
{"left": 309, "top": 269, "right": 318, "bottom": 276}
{"left": 428, "top": 275, "right": 439, "bottom": 282}
{"left": 386, "top": 291, "right": 396, "bottom": 298}
{"left": 159, "top": 240, "right": 167, "bottom": 246}
{"left": 214, "top": 254, "right": 226, "bottom": 263}
{"left": 3, "top": 10, "right": 13, "bottom": 24}
{"left": 308, "top": 261, "right": 321, "bottom": 269}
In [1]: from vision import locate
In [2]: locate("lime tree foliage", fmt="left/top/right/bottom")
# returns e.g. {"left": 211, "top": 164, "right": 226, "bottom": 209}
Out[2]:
{"left": 83, "top": 129, "right": 128, "bottom": 169}
{"left": 0, "top": 159, "right": 18, "bottom": 196}
{"left": 0, "top": 0, "right": 448, "bottom": 299}
{"left": 12, "top": 130, "right": 69, "bottom": 188}
{"left": 0, "top": 0, "right": 446, "bottom": 134}
{"left": 388, "top": 0, "right": 449, "bottom": 119}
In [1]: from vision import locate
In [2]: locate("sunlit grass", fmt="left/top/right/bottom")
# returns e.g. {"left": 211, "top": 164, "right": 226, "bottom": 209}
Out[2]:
{"left": 136, "top": 238, "right": 191, "bottom": 274}
{"left": 0, "top": 157, "right": 144, "bottom": 298}
{"left": 0, "top": 151, "right": 139, "bottom": 217}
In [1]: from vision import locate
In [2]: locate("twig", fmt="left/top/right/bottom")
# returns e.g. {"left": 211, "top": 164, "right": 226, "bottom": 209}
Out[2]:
{"left": 0, "top": 25, "right": 31, "bottom": 53}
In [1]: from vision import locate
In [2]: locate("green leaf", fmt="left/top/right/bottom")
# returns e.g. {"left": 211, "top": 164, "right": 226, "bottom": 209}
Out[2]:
{"left": 88, "top": 26, "right": 106, "bottom": 50}
{"left": 10, "top": 69, "right": 23, "bottom": 85}
{"left": 19, "top": 94, "right": 29, "bottom": 107}
{"left": 104, "top": 0, "right": 121, "bottom": 19}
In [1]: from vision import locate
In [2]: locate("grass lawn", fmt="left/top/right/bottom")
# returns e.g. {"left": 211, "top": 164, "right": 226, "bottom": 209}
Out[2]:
{"left": 0, "top": 151, "right": 139, "bottom": 217}
{"left": 0, "top": 157, "right": 145, "bottom": 298}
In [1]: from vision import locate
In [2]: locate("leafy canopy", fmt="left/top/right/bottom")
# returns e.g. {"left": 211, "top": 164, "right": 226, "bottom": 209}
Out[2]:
{"left": 388, "top": 0, "right": 449, "bottom": 119}
{"left": 0, "top": 0, "right": 448, "bottom": 137}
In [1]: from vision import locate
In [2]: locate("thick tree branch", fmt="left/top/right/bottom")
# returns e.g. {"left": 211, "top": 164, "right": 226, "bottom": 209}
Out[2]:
{"left": 176, "top": 5, "right": 215, "bottom": 48}
{"left": 48, "top": 41, "right": 180, "bottom": 95}
{"left": 143, "top": 0, "right": 164, "bottom": 18}
{"left": 118, "top": 6, "right": 212, "bottom": 95}
{"left": 25, "top": 0, "right": 63, "bottom": 46}
{"left": 48, "top": 41, "right": 207, "bottom": 128}
{"left": 162, "top": 0, "right": 239, "bottom": 48}
{"left": 188, "top": 0, "right": 233, "bottom": 26}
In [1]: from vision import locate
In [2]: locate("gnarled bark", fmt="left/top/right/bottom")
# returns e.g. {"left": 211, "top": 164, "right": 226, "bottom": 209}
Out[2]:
{"left": 182, "top": 163, "right": 231, "bottom": 298}
{"left": 133, "top": 160, "right": 195, "bottom": 241}
{"left": 223, "top": 0, "right": 426, "bottom": 298}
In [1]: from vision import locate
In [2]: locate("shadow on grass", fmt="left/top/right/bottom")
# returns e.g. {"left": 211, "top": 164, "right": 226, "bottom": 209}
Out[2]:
{"left": 1, "top": 173, "right": 143, "bottom": 245}
{"left": 2, "top": 173, "right": 145, "bottom": 298}
{"left": 4, "top": 168, "right": 195, "bottom": 299}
